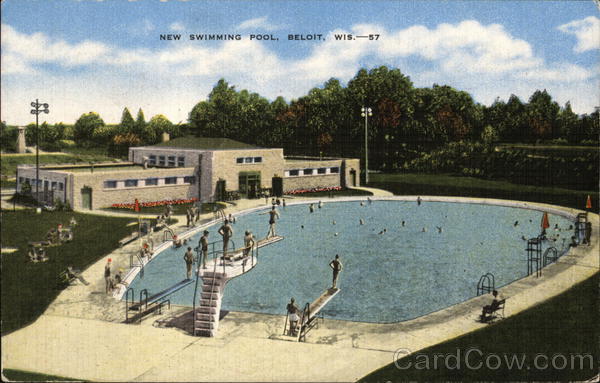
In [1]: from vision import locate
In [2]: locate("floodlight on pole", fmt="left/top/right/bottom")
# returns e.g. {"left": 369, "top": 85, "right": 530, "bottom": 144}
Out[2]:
{"left": 30, "top": 99, "right": 50, "bottom": 206}
{"left": 361, "top": 106, "right": 372, "bottom": 184}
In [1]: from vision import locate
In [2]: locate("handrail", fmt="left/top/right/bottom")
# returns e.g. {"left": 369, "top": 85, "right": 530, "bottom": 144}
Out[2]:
{"left": 282, "top": 310, "right": 289, "bottom": 335}
{"left": 476, "top": 273, "right": 495, "bottom": 296}
{"left": 543, "top": 247, "right": 559, "bottom": 266}
{"left": 163, "top": 227, "right": 175, "bottom": 241}
{"left": 139, "top": 289, "right": 149, "bottom": 316}
{"left": 125, "top": 288, "right": 134, "bottom": 323}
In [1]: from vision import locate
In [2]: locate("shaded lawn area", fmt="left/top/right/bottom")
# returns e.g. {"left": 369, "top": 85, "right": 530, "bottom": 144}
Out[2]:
{"left": 2, "top": 369, "right": 84, "bottom": 382}
{"left": 360, "top": 272, "right": 599, "bottom": 382}
{"left": 1, "top": 210, "right": 133, "bottom": 335}
{"left": 369, "top": 173, "right": 597, "bottom": 210}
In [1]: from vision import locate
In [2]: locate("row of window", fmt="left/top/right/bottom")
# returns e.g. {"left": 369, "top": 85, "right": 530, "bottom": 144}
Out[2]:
{"left": 148, "top": 155, "right": 186, "bottom": 167}
{"left": 236, "top": 157, "right": 263, "bottom": 164}
{"left": 285, "top": 167, "right": 339, "bottom": 177}
{"left": 104, "top": 176, "right": 196, "bottom": 189}
{"left": 19, "top": 177, "right": 64, "bottom": 191}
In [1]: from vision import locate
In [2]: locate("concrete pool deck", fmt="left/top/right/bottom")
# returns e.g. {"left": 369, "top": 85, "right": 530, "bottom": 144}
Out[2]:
{"left": 2, "top": 195, "right": 598, "bottom": 382}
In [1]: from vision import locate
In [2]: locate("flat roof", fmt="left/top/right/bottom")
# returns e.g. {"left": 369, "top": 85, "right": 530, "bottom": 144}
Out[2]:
{"left": 149, "top": 137, "right": 262, "bottom": 150}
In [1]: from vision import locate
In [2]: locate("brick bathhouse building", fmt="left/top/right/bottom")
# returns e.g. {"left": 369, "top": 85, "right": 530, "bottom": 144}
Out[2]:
{"left": 16, "top": 137, "right": 360, "bottom": 210}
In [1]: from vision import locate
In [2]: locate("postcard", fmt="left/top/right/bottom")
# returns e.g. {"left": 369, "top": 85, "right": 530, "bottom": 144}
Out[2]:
{"left": 1, "top": 1, "right": 598, "bottom": 382}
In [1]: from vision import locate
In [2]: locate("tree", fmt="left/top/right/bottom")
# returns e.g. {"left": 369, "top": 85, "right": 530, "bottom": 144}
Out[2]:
{"left": 557, "top": 101, "right": 578, "bottom": 142}
{"left": 146, "top": 114, "right": 174, "bottom": 144}
{"left": 134, "top": 108, "right": 146, "bottom": 136}
{"left": 73, "top": 112, "right": 105, "bottom": 145}
{"left": 526, "top": 90, "right": 560, "bottom": 140}
{"left": 120, "top": 107, "right": 135, "bottom": 134}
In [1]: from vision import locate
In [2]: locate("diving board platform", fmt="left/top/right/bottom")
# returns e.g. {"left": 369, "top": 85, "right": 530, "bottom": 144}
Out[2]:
{"left": 276, "top": 287, "right": 341, "bottom": 342}
{"left": 193, "top": 235, "right": 284, "bottom": 337}
{"left": 125, "top": 279, "right": 195, "bottom": 323}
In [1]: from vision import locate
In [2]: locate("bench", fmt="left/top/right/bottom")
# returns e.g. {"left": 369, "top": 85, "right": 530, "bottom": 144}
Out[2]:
{"left": 118, "top": 232, "right": 140, "bottom": 247}
{"left": 480, "top": 299, "right": 506, "bottom": 323}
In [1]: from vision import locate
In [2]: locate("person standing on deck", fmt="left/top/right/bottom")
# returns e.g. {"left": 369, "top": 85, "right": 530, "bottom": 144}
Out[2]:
{"left": 243, "top": 231, "right": 255, "bottom": 257}
{"left": 287, "top": 298, "right": 300, "bottom": 336}
{"left": 104, "top": 258, "right": 112, "bottom": 294}
{"left": 199, "top": 230, "right": 209, "bottom": 269}
{"left": 260, "top": 206, "right": 280, "bottom": 239}
{"left": 183, "top": 247, "right": 195, "bottom": 279}
{"left": 218, "top": 220, "right": 233, "bottom": 258}
{"left": 329, "top": 254, "right": 343, "bottom": 289}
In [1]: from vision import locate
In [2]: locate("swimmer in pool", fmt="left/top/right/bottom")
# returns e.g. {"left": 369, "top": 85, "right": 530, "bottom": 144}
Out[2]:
{"left": 514, "top": 221, "right": 519, "bottom": 227}
{"left": 360, "top": 202, "right": 365, "bottom": 207}
{"left": 401, "top": 221, "right": 405, "bottom": 227}
{"left": 422, "top": 227, "right": 427, "bottom": 232}
{"left": 309, "top": 204, "right": 315, "bottom": 213}
{"left": 332, "top": 220, "right": 336, "bottom": 225}
{"left": 378, "top": 229, "right": 387, "bottom": 235}
{"left": 436, "top": 226, "right": 443, "bottom": 233}
{"left": 359, "top": 219, "right": 365, "bottom": 225}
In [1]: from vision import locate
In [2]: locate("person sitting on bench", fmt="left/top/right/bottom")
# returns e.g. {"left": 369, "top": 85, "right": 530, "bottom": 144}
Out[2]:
{"left": 481, "top": 290, "right": 503, "bottom": 321}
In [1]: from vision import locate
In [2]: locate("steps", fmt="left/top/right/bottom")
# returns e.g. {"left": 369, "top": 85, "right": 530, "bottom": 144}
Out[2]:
{"left": 194, "top": 272, "right": 224, "bottom": 337}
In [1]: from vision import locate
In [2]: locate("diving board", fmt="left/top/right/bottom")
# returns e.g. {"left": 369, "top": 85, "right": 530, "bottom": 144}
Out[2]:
{"left": 193, "top": 235, "right": 284, "bottom": 337}
{"left": 276, "top": 287, "right": 341, "bottom": 342}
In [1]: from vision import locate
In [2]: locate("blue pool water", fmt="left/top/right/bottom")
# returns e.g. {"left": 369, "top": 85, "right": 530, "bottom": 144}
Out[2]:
{"left": 127, "top": 200, "right": 574, "bottom": 323}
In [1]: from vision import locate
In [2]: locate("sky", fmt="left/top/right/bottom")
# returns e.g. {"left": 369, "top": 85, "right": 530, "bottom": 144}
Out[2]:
{"left": 1, "top": 0, "right": 599, "bottom": 125}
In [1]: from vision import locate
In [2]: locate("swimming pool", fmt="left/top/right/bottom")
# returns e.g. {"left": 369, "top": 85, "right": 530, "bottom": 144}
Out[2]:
{"left": 127, "top": 199, "right": 574, "bottom": 323}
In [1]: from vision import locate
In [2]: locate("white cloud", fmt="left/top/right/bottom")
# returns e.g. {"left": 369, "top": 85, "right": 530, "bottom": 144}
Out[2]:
{"left": 558, "top": 16, "right": 600, "bottom": 53}
{"left": 516, "top": 63, "right": 594, "bottom": 82}
{"left": 237, "top": 16, "right": 281, "bottom": 31}
{"left": 379, "top": 20, "right": 540, "bottom": 75}
{"left": 169, "top": 21, "right": 185, "bottom": 32}
{"left": 1, "top": 24, "right": 111, "bottom": 67}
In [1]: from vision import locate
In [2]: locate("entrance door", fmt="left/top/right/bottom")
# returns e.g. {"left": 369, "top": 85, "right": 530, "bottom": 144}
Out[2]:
{"left": 350, "top": 169, "right": 357, "bottom": 187}
{"left": 271, "top": 176, "right": 283, "bottom": 197}
{"left": 81, "top": 187, "right": 92, "bottom": 210}
{"left": 238, "top": 172, "right": 261, "bottom": 199}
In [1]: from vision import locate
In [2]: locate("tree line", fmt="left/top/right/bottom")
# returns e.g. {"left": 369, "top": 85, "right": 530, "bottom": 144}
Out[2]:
{"left": 2, "top": 65, "right": 598, "bottom": 171}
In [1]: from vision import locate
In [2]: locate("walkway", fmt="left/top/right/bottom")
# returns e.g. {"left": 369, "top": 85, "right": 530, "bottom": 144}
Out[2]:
{"left": 2, "top": 196, "right": 598, "bottom": 382}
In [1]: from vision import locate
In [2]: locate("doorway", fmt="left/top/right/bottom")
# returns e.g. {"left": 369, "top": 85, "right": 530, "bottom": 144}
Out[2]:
{"left": 81, "top": 186, "right": 92, "bottom": 210}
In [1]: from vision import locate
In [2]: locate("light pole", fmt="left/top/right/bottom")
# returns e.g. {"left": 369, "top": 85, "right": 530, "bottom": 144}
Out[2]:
{"left": 30, "top": 100, "right": 49, "bottom": 205}
{"left": 361, "top": 106, "right": 372, "bottom": 184}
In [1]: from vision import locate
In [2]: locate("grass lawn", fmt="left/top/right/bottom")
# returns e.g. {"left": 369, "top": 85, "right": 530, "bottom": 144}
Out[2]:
{"left": 1, "top": 179, "right": 16, "bottom": 189}
{"left": 1, "top": 152, "right": 117, "bottom": 178}
{"left": 369, "top": 173, "right": 597, "bottom": 210}
{"left": 360, "top": 272, "right": 599, "bottom": 381}
{"left": 285, "top": 188, "right": 373, "bottom": 198}
{"left": 0, "top": 210, "right": 133, "bottom": 335}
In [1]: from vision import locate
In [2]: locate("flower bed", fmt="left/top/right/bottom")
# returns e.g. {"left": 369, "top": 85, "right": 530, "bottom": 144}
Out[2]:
{"left": 111, "top": 198, "right": 198, "bottom": 210}
{"left": 284, "top": 186, "right": 342, "bottom": 195}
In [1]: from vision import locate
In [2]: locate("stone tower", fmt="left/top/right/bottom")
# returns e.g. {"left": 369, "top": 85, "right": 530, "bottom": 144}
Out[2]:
{"left": 16, "top": 126, "right": 26, "bottom": 153}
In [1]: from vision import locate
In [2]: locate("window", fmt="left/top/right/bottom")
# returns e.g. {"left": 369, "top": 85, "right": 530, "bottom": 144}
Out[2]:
{"left": 237, "top": 157, "right": 263, "bottom": 164}
{"left": 145, "top": 178, "right": 158, "bottom": 186}
{"left": 104, "top": 180, "right": 117, "bottom": 189}
{"left": 51, "top": 181, "right": 57, "bottom": 190}
{"left": 289, "top": 169, "right": 299, "bottom": 176}
{"left": 125, "top": 179, "right": 138, "bottom": 187}
{"left": 158, "top": 156, "right": 166, "bottom": 166}
{"left": 167, "top": 156, "right": 176, "bottom": 167}
{"left": 177, "top": 156, "right": 185, "bottom": 167}
{"left": 165, "top": 177, "right": 177, "bottom": 185}
{"left": 58, "top": 182, "right": 64, "bottom": 191}
{"left": 19, "top": 177, "right": 24, "bottom": 184}
{"left": 303, "top": 168, "right": 313, "bottom": 175}
{"left": 25, "top": 178, "right": 30, "bottom": 185}
{"left": 330, "top": 167, "right": 340, "bottom": 174}
{"left": 318, "top": 168, "right": 327, "bottom": 174}
{"left": 149, "top": 155, "right": 156, "bottom": 165}
{"left": 183, "top": 176, "right": 196, "bottom": 184}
